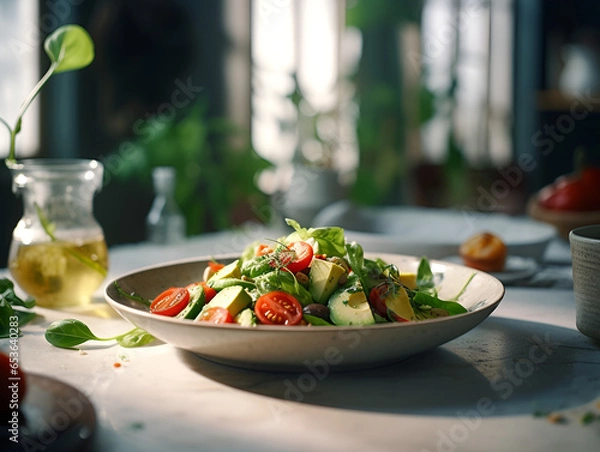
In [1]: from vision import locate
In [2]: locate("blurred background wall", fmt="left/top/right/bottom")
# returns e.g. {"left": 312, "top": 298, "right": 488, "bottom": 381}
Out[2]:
{"left": 1, "top": 0, "right": 600, "bottom": 264}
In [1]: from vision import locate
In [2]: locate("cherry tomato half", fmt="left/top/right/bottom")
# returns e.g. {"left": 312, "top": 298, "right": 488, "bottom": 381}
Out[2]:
{"left": 254, "top": 291, "right": 303, "bottom": 326}
{"left": 197, "top": 306, "right": 234, "bottom": 324}
{"left": 150, "top": 287, "right": 190, "bottom": 317}
{"left": 281, "top": 241, "right": 314, "bottom": 273}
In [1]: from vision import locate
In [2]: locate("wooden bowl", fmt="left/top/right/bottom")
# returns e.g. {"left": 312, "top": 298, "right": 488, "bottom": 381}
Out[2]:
{"left": 527, "top": 195, "right": 600, "bottom": 240}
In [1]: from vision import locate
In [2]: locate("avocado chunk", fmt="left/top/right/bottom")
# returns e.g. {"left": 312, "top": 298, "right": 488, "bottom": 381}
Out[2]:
{"left": 201, "top": 285, "right": 251, "bottom": 318}
{"left": 235, "top": 307, "right": 257, "bottom": 327}
{"left": 328, "top": 277, "right": 375, "bottom": 326}
{"left": 207, "top": 260, "right": 241, "bottom": 282}
{"left": 309, "top": 258, "right": 346, "bottom": 304}
{"left": 399, "top": 273, "right": 417, "bottom": 290}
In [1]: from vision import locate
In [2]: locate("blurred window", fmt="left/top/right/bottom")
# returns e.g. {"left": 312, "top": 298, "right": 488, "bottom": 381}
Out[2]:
{"left": 0, "top": 0, "right": 39, "bottom": 158}
{"left": 420, "top": 0, "right": 513, "bottom": 167}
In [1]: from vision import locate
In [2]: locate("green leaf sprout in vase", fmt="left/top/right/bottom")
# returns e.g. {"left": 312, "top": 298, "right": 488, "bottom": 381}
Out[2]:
{"left": 2, "top": 24, "right": 109, "bottom": 309}
{"left": 1, "top": 24, "right": 94, "bottom": 164}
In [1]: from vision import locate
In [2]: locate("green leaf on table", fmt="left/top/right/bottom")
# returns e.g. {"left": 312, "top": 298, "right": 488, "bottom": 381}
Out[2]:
{"left": 117, "top": 328, "right": 156, "bottom": 348}
{"left": 44, "top": 24, "right": 94, "bottom": 73}
{"left": 45, "top": 318, "right": 101, "bottom": 348}
{"left": 15, "top": 310, "right": 37, "bottom": 327}
{"left": 0, "top": 299, "right": 14, "bottom": 338}
{"left": 45, "top": 318, "right": 156, "bottom": 349}
{"left": 0, "top": 278, "right": 37, "bottom": 337}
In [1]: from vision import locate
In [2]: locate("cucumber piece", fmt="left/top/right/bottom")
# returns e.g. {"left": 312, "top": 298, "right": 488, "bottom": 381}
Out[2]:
{"left": 207, "top": 277, "right": 255, "bottom": 291}
{"left": 176, "top": 284, "right": 206, "bottom": 320}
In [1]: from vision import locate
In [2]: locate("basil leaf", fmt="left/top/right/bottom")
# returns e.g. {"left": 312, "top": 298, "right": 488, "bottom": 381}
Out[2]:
{"left": 15, "top": 310, "right": 37, "bottom": 327}
{"left": 45, "top": 319, "right": 101, "bottom": 348}
{"left": 254, "top": 270, "right": 313, "bottom": 306}
{"left": 117, "top": 328, "right": 156, "bottom": 348}
{"left": 303, "top": 314, "right": 332, "bottom": 326}
{"left": 416, "top": 257, "right": 435, "bottom": 291}
{"left": 0, "top": 299, "right": 15, "bottom": 338}
{"left": 412, "top": 291, "right": 467, "bottom": 315}
{"left": 240, "top": 255, "right": 273, "bottom": 278}
{"left": 345, "top": 241, "right": 369, "bottom": 291}
{"left": 284, "top": 218, "right": 346, "bottom": 257}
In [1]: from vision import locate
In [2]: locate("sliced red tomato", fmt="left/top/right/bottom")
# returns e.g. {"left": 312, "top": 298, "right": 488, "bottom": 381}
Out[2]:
{"left": 150, "top": 287, "right": 190, "bottom": 317}
{"left": 281, "top": 241, "right": 314, "bottom": 273}
{"left": 368, "top": 282, "right": 392, "bottom": 318}
{"left": 199, "top": 282, "right": 217, "bottom": 303}
{"left": 185, "top": 282, "right": 217, "bottom": 303}
{"left": 208, "top": 261, "right": 225, "bottom": 273}
{"left": 197, "top": 306, "right": 234, "bottom": 324}
{"left": 254, "top": 291, "right": 303, "bottom": 326}
{"left": 255, "top": 244, "right": 274, "bottom": 256}
{"left": 369, "top": 282, "right": 414, "bottom": 321}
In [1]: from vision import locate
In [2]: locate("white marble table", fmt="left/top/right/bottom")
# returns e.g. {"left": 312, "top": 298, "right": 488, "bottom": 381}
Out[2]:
{"left": 2, "top": 225, "right": 600, "bottom": 452}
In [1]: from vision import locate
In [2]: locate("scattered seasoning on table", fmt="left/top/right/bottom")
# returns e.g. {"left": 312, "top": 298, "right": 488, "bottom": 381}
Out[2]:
{"left": 113, "top": 362, "right": 122, "bottom": 368}
{"left": 130, "top": 421, "right": 145, "bottom": 430}
{"left": 78, "top": 349, "right": 88, "bottom": 356}
{"left": 546, "top": 413, "right": 566, "bottom": 424}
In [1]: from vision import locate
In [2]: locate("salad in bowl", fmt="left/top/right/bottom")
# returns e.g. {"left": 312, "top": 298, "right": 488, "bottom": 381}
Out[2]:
{"left": 103, "top": 219, "right": 504, "bottom": 370}
{"left": 132, "top": 219, "right": 472, "bottom": 328}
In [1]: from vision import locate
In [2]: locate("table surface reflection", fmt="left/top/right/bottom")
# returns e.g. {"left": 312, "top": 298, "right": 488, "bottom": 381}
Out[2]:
{"left": 1, "top": 224, "right": 599, "bottom": 452}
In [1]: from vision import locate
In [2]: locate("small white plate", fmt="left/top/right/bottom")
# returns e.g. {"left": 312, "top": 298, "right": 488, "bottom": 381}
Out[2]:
{"left": 313, "top": 202, "right": 557, "bottom": 260}
{"left": 105, "top": 253, "right": 505, "bottom": 372}
{"left": 443, "top": 255, "right": 539, "bottom": 284}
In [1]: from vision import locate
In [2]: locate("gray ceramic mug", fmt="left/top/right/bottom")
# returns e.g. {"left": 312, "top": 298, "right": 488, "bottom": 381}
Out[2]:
{"left": 569, "top": 225, "right": 600, "bottom": 340}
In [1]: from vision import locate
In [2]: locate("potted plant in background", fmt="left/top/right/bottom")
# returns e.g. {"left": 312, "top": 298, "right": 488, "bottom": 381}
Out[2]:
{"left": 278, "top": 74, "right": 349, "bottom": 226}
{"left": 0, "top": 25, "right": 108, "bottom": 309}
{"left": 106, "top": 98, "right": 273, "bottom": 238}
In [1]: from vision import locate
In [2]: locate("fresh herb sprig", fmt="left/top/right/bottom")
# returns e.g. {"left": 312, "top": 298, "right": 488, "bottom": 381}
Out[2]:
{"left": 45, "top": 318, "right": 155, "bottom": 349}
{"left": 0, "top": 278, "right": 36, "bottom": 337}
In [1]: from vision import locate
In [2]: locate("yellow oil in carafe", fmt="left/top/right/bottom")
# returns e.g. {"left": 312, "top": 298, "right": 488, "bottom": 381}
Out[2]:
{"left": 9, "top": 238, "right": 109, "bottom": 308}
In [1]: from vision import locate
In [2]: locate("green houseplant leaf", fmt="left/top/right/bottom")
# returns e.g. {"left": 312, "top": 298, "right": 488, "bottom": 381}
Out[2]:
{"left": 2, "top": 24, "right": 95, "bottom": 164}
{"left": 44, "top": 24, "right": 95, "bottom": 73}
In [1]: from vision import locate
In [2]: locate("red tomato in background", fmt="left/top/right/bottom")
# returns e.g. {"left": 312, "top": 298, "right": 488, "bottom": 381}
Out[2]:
{"left": 254, "top": 291, "right": 303, "bottom": 326}
{"left": 581, "top": 167, "right": 600, "bottom": 188}
{"left": 0, "top": 351, "right": 27, "bottom": 414}
{"left": 150, "top": 287, "right": 190, "bottom": 316}
{"left": 538, "top": 167, "right": 600, "bottom": 211}
{"left": 281, "top": 241, "right": 314, "bottom": 273}
{"left": 197, "top": 307, "right": 234, "bottom": 324}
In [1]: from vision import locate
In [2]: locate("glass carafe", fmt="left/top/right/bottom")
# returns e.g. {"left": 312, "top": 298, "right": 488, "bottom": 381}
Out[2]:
{"left": 7, "top": 159, "right": 109, "bottom": 308}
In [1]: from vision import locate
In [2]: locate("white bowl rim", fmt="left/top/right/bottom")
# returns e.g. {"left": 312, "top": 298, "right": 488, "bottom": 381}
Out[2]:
{"left": 104, "top": 253, "right": 505, "bottom": 333}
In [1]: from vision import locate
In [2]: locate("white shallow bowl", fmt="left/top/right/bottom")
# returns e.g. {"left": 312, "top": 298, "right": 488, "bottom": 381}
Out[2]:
{"left": 313, "top": 202, "right": 557, "bottom": 260}
{"left": 105, "top": 253, "right": 505, "bottom": 372}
